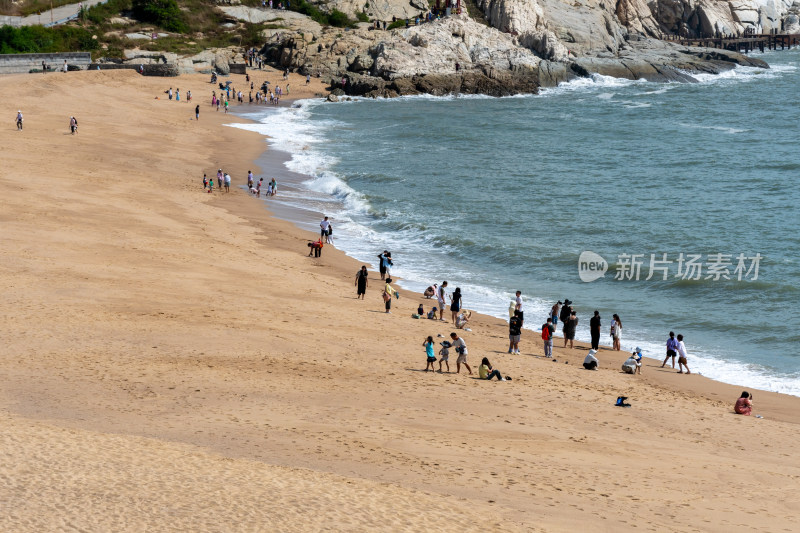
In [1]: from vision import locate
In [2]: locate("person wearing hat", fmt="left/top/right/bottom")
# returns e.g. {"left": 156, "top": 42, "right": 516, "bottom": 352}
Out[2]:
{"left": 583, "top": 349, "right": 599, "bottom": 370}
{"left": 16, "top": 110, "right": 23, "bottom": 130}
{"left": 622, "top": 348, "right": 642, "bottom": 374}
{"left": 559, "top": 299, "right": 572, "bottom": 331}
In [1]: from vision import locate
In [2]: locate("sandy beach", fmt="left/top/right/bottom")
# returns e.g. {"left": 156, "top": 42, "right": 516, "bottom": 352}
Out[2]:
{"left": 2, "top": 68, "right": 800, "bottom": 532}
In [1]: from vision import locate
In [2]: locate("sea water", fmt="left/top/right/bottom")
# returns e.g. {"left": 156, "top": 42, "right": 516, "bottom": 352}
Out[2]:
{"left": 231, "top": 49, "right": 800, "bottom": 396}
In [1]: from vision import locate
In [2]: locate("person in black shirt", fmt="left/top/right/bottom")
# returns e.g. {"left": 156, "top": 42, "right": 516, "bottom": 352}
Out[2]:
{"left": 589, "top": 310, "right": 601, "bottom": 350}
{"left": 559, "top": 299, "right": 572, "bottom": 331}
{"left": 508, "top": 310, "right": 523, "bottom": 354}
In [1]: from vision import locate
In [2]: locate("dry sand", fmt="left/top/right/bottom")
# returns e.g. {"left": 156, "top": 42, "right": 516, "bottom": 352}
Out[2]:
{"left": 1, "top": 68, "right": 799, "bottom": 532}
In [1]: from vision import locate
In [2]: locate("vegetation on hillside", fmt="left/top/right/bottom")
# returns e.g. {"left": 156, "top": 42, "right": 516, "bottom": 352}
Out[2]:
{"left": 0, "top": 24, "right": 98, "bottom": 53}
{"left": 1, "top": 0, "right": 358, "bottom": 58}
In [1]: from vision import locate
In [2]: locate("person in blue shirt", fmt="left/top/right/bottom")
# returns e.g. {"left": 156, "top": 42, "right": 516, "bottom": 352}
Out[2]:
{"left": 423, "top": 336, "right": 436, "bottom": 372}
{"left": 662, "top": 331, "right": 679, "bottom": 369}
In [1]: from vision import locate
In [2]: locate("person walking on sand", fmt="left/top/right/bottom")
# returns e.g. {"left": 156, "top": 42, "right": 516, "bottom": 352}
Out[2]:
{"left": 611, "top": 314, "right": 622, "bottom": 351}
{"left": 69, "top": 116, "right": 77, "bottom": 135}
{"left": 662, "top": 331, "right": 678, "bottom": 368}
{"left": 541, "top": 317, "right": 555, "bottom": 358}
{"left": 355, "top": 265, "right": 369, "bottom": 299}
{"left": 676, "top": 334, "right": 691, "bottom": 374}
{"left": 15, "top": 110, "right": 23, "bottom": 130}
{"left": 508, "top": 309, "right": 523, "bottom": 354}
{"left": 320, "top": 216, "right": 331, "bottom": 240}
{"left": 203, "top": 174, "right": 208, "bottom": 190}
{"left": 382, "top": 277, "right": 398, "bottom": 313}
{"left": 175, "top": 88, "right": 180, "bottom": 101}
{"left": 450, "top": 332, "right": 472, "bottom": 375}
{"left": 423, "top": 336, "right": 436, "bottom": 372}
{"left": 589, "top": 310, "right": 601, "bottom": 351}
{"left": 449, "top": 287, "right": 462, "bottom": 325}
{"left": 195, "top": 104, "right": 200, "bottom": 120}
{"left": 224, "top": 172, "right": 231, "bottom": 192}
{"left": 247, "top": 171, "right": 254, "bottom": 189}
{"left": 563, "top": 309, "right": 578, "bottom": 349}
{"left": 437, "top": 281, "right": 448, "bottom": 321}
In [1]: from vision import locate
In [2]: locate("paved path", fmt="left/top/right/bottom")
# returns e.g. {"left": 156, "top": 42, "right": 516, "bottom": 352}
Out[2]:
{"left": 0, "top": 0, "right": 106, "bottom": 28}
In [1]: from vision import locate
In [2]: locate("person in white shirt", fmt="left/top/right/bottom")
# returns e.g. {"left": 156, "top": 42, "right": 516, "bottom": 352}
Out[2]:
{"left": 514, "top": 290, "right": 523, "bottom": 319}
{"left": 676, "top": 334, "right": 691, "bottom": 374}
{"left": 622, "top": 348, "right": 642, "bottom": 375}
{"left": 583, "top": 349, "right": 598, "bottom": 370}
{"left": 450, "top": 332, "right": 472, "bottom": 375}
{"left": 320, "top": 216, "right": 330, "bottom": 240}
{"left": 437, "top": 281, "right": 448, "bottom": 322}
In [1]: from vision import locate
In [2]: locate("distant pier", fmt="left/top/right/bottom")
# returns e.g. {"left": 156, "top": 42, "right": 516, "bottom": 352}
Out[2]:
{"left": 662, "top": 33, "right": 800, "bottom": 54}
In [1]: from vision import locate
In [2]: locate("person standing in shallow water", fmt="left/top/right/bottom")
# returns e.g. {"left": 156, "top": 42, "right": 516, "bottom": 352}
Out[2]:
{"left": 355, "top": 265, "right": 368, "bottom": 299}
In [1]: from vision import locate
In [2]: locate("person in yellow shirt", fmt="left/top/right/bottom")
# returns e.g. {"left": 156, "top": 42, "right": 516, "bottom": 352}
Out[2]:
{"left": 383, "top": 278, "right": 398, "bottom": 313}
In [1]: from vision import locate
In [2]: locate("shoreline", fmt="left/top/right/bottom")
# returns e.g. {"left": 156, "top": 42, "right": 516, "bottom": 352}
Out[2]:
{"left": 228, "top": 93, "right": 800, "bottom": 404}
{"left": 3, "top": 68, "right": 800, "bottom": 532}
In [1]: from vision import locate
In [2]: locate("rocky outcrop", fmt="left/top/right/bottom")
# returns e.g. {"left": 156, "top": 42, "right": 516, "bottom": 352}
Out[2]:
{"left": 263, "top": 14, "right": 543, "bottom": 94}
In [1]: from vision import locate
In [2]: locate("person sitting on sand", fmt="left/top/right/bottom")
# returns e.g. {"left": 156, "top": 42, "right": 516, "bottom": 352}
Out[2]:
{"left": 417, "top": 303, "right": 424, "bottom": 316}
{"left": 426, "top": 306, "right": 438, "bottom": 320}
{"left": 455, "top": 310, "right": 471, "bottom": 329}
{"left": 479, "top": 357, "right": 507, "bottom": 381}
{"left": 583, "top": 349, "right": 599, "bottom": 370}
{"left": 734, "top": 391, "right": 753, "bottom": 415}
{"left": 622, "top": 349, "right": 642, "bottom": 375}
{"left": 423, "top": 336, "right": 436, "bottom": 372}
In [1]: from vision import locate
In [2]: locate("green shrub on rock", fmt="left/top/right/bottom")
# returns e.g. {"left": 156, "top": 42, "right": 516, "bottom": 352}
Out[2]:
{"left": 132, "top": 0, "right": 188, "bottom": 33}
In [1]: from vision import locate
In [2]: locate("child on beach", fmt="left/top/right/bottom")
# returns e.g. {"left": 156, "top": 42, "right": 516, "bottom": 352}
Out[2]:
{"left": 417, "top": 303, "right": 424, "bottom": 316}
{"left": 203, "top": 174, "right": 208, "bottom": 189}
{"left": 423, "top": 336, "right": 436, "bottom": 371}
{"left": 427, "top": 307, "right": 438, "bottom": 320}
{"left": 438, "top": 341, "right": 450, "bottom": 372}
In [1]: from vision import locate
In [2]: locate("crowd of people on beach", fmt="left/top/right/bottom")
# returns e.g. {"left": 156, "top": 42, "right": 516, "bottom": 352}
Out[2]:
{"left": 349, "top": 258, "right": 705, "bottom": 388}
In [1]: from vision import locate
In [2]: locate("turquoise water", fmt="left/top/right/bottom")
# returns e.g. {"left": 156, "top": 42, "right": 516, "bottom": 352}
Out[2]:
{"left": 233, "top": 50, "right": 800, "bottom": 395}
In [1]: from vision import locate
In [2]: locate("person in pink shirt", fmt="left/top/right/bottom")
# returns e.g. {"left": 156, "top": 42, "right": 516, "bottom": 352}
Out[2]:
{"left": 734, "top": 392, "right": 753, "bottom": 415}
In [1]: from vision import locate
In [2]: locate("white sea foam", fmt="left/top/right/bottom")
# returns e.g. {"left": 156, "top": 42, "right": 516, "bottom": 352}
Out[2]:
{"left": 678, "top": 122, "right": 748, "bottom": 134}
{"left": 224, "top": 89, "right": 800, "bottom": 397}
